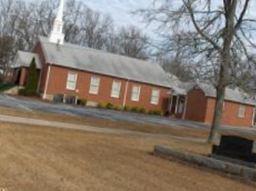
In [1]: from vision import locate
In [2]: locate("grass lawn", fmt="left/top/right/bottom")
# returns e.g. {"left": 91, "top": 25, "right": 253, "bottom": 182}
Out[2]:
{"left": 0, "top": 106, "right": 255, "bottom": 190}
{"left": 0, "top": 123, "right": 255, "bottom": 191}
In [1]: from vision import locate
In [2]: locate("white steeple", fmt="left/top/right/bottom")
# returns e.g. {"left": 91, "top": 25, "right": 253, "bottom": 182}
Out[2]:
{"left": 49, "top": 0, "right": 65, "bottom": 45}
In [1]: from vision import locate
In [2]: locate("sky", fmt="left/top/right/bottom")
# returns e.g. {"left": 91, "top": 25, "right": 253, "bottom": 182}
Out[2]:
{"left": 84, "top": 0, "right": 151, "bottom": 27}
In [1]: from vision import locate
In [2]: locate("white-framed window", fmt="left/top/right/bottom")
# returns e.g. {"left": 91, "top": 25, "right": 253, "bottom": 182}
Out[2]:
{"left": 89, "top": 76, "right": 100, "bottom": 95}
{"left": 238, "top": 105, "right": 246, "bottom": 118}
{"left": 66, "top": 72, "right": 77, "bottom": 90}
{"left": 150, "top": 89, "right": 160, "bottom": 105}
{"left": 131, "top": 85, "right": 141, "bottom": 102}
{"left": 111, "top": 81, "right": 122, "bottom": 98}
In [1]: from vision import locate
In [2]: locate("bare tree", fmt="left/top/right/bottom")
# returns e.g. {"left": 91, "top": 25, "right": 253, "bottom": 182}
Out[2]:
{"left": 0, "top": 35, "right": 14, "bottom": 80}
{"left": 116, "top": 26, "right": 149, "bottom": 60}
{"left": 138, "top": 0, "right": 256, "bottom": 142}
{"left": 160, "top": 55, "right": 195, "bottom": 82}
{"left": 80, "top": 8, "right": 113, "bottom": 49}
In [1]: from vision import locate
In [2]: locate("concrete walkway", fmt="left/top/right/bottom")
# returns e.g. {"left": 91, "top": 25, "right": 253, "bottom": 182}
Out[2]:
{"left": 0, "top": 114, "right": 205, "bottom": 143}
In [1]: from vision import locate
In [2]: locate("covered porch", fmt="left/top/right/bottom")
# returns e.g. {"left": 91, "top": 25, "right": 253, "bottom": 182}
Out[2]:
{"left": 168, "top": 86, "right": 188, "bottom": 119}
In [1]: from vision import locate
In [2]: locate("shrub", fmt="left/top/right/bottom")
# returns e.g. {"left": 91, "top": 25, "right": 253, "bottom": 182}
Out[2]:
{"left": 138, "top": 108, "right": 146, "bottom": 114}
{"left": 24, "top": 58, "right": 38, "bottom": 94}
{"left": 124, "top": 106, "right": 130, "bottom": 112}
{"left": 131, "top": 107, "right": 140, "bottom": 113}
{"left": 148, "top": 110, "right": 162, "bottom": 116}
{"left": 18, "top": 88, "right": 38, "bottom": 96}
{"left": 113, "top": 105, "right": 123, "bottom": 111}
{"left": 20, "top": 57, "right": 39, "bottom": 96}
{"left": 106, "top": 103, "right": 114, "bottom": 110}
{"left": 77, "top": 99, "right": 87, "bottom": 106}
{"left": 97, "top": 103, "right": 105, "bottom": 109}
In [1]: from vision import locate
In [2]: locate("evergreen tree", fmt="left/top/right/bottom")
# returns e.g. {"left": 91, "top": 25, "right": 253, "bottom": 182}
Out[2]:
{"left": 24, "top": 57, "right": 38, "bottom": 95}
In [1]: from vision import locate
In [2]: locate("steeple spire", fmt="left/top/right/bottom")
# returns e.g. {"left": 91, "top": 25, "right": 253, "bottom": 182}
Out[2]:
{"left": 49, "top": 0, "right": 65, "bottom": 45}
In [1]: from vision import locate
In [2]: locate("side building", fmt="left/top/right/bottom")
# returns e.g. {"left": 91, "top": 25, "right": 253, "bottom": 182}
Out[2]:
{"left": 170, "top": 82, "right": 256, "bottom": 127}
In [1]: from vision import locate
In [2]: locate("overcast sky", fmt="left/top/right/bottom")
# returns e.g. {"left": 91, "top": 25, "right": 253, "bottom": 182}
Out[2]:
{"left": 32, "top": 0, "right": 256, "bottom": 41}
{"left": 84, "top": 0, "right": 151, "bottom": 28}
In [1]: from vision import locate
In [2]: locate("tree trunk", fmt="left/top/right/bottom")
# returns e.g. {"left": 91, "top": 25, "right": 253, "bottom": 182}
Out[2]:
{"left": 208, "top": 0, "right": 237, "bottom": 143}
{"left": 208, "top": 80, "right": 226, "bottom": 142}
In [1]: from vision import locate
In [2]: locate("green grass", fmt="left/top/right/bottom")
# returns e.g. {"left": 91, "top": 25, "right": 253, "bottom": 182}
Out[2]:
{"left": 0, "top": 83, "right": 15, "bottom": 92}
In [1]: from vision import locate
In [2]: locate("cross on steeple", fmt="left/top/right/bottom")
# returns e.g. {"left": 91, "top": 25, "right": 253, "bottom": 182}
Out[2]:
{"left": 49, "top": 0, "right": 65, "bottom": 45}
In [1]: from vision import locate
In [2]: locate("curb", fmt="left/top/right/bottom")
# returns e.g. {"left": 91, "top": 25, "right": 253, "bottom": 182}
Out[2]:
{"left": 154, "top": 145, "right": 256, "bottom": 181}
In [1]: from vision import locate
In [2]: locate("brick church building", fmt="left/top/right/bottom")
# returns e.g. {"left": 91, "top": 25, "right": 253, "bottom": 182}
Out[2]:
{"left": 11, "top": 0, "right": 172, "bottom": 113}
{"left": 10, "top": 0, "right": 255, "bottom": 127}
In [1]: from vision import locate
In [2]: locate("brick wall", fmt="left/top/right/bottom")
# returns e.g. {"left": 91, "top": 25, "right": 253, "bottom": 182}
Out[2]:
{"left": 33, "top": 42, "right": 48, "bottom": 93}
{"left": 185, "top": 88, "right": 255, "bottom": 127}
{"left": 185, "top": 88, "right": 207, "bottom": 122}
{"left": 205, "top": 97, "right": 254, "bottom": 127}
{"left": 19, "top": 67, "right": 28, "bottom": 86}
{"left": 44, "top": 65, "right": 170, "bottom": 112}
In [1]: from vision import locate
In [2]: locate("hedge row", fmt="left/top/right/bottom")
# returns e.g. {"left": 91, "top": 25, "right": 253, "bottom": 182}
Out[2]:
{"left": 97, "top": 102, "right": 163, "bottom": 116}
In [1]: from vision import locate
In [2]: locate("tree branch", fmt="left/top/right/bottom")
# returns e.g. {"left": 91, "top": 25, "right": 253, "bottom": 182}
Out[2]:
{"left": 183, "top": 0, "right": 221, "bottom": 51}
{"left": 235, "top": 0, "right": 250, "bottom": 31}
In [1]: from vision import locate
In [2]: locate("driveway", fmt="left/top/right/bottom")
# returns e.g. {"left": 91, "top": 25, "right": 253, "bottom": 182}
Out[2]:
{"left": 0, "top": 94, "right": 209, "bottom": 130}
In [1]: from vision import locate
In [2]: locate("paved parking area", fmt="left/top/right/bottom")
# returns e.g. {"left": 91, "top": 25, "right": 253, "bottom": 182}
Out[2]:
{"left": 0, "top": 94, "right": 209, "bottom": 129}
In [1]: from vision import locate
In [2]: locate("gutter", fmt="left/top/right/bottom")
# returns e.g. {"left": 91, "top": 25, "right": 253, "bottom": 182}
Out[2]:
{"left": 122, "top": 79, "right": 130, "bottom": 107}
{"left": 43, "top": 63, "right": 52, "bottom": 99}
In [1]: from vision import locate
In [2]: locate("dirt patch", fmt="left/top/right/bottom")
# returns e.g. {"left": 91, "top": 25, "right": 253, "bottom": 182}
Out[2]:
{"left": 0, "top": 123, "right": 255, "bottom": 191}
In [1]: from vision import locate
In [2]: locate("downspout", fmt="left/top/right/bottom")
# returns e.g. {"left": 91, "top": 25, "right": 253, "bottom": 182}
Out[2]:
{"left": 252, "top": 106, "right": 256, "bottom": 127}
{"left": 122, "top": 79, "right": 129, "bottom": 108}
{"left": 43, "top": 64, "right": 52, "bottom": 100}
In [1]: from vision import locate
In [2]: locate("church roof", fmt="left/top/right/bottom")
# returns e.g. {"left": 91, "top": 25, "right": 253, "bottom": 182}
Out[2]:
{"left": 12, "top": 51, "right": 42, "bottom": 69}
{"left": 193, "top": 83, "right": 256, "bottom": 106}
{"left": 38, "top": 36, "right": 172, "bottom": 88}
{"left": 170, "top": 79, "right": 255, "bottom": 106}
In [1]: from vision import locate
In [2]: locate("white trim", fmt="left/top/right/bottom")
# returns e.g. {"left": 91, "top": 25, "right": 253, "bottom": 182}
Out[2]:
{"left": 131, "top": 85, "right": 141, "bottom": 102}
{"left": 175, "top": 96, "right": 180, "bottom": 114}
{"left": 122, "top": 80, "right": 129, "bottom": 107}
{"left": 182, "top": 97, "right": 188, "bottom": 119}
{"left": 66, "top": 72, "right": 78, "bottom": 91}
{"left": 111, "top": 80, "right": 122, "bottom": 98}
{"left": 43, "top": 65, "right": 51, "bottom": 99}
{"left": 238, "top": 105, "right": 246, "bottom": 118}
{"left": 89, "top": 76, "right": 100, "bottom": 95}
{"left": 150, "top": 89, "right": 160, "bottom": 105}
{"left": 252, "top": 107, "right": 256, "bottom": 127}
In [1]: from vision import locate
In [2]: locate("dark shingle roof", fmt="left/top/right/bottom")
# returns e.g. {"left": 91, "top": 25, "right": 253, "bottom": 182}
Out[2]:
{"left": 39, "top": 36, "right": 172, "bottom": 88}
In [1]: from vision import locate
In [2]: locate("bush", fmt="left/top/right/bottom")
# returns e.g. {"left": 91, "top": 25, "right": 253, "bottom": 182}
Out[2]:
{"left": 114, "top": 105, "right": 123, "bottom": 111}
{"left": 131, "top": 107, "right": 140, "bottom": 113}
{"left": 20, "top": 57, "right": 39, "bottom": 96}
{"left": 77, "top": 99, "right": 87, "bottom": 106}
{"left": 18, "top": 88, "right": 38, "bottom": 96}
{"left": 148, "top": 110, "right": 162, "bottom": 116}
{"left": 124, "top": 106, "right": 130, "bottom": 112}
{"left": 106, "top": 103, "right": 114, "bottom": 110}
{"left": 25, "top": 58, "right": 38, "bottom": 92}
{"left": 97, "top": 103, "right": 105, "bottom": 109}
{"left": 138, "top": 108, "right": 146, "bottom": 114}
